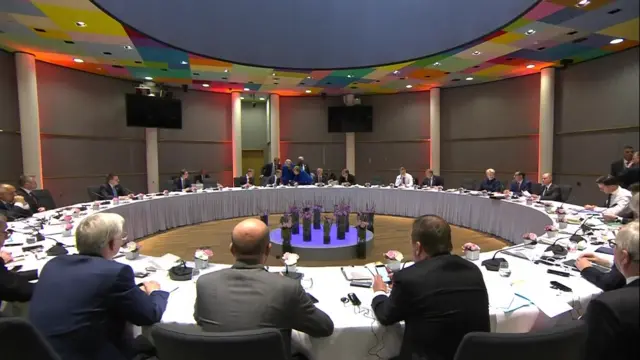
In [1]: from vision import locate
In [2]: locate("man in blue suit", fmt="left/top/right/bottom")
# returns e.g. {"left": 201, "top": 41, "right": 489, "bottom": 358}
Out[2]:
{"left": 29, "top": 213, "right": 169, "bottom": 360}
{"left": 508, "top": 171, "right": 532, "bottom": 195}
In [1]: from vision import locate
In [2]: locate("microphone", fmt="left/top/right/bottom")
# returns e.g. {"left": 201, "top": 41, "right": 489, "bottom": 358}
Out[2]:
{"left": 89, "top": 191, "right": 104, "bottom": 201}
{"left": 482, "top": 241, "right": 537, "bottom": 271}
{"left": 546, "top": 237, "right": 569, "bottom": 257}
{"left": 570, "top": 214, "right": 597, "bottom": 243}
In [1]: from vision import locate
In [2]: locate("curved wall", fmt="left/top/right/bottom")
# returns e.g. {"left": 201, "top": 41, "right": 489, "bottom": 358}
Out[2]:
{"left": 0, "top": 48, "right": 638, "bottom": 206}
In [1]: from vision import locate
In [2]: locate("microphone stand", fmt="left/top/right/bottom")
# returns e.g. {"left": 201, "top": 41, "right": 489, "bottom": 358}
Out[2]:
{"left": 482, "top": 241, "right": 537, "bottom": 271}
{"left": 570, "top": 214, "right": 596, "bottom": 243}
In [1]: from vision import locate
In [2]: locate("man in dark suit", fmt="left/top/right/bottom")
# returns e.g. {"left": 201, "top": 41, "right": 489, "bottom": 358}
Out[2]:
{"left": 532, "top": 173, "right": 562, "bottom": 201}
{"left": 371, "top": 215, "right": 490, "bottom": 360}
{"left": 508, "top": 171, "right": 532, "bottom": 195}
{"left": 0, "top": 184, "right": 32, "bottom": 221}
{"left": 421, "top": 169, "right": 444, "bottom": 187}
{"left": 338, "top": 169, "right": 355, "bottom": 185}
{"left": 194, "top": 169, "right": 210, "bottom": 184}
{"left": 610, "top": 145, "right": 634, "bottom": 178}
{"left": 238, "top": 169, "right": 255, "bottom": 186}
{"left": 0, "top": 216, "right": 35, "bottom": 303}
{"left": 261, "top": 157, "right": 281, "bottom": 178}
{"left": 267, "top": 169, "right": 284, "bottom": 186}
{"left": 29, "top": 213, "right": 169, "bottom": 360}
{"left": 576, "top": 254, "right": 626, "bottom": 292}
{"left": 99, "top": 174, "right": 132, "bottom": 200}
{"left": 583, "top": 221, "right": 639, "bottom": 360}
{"left": 312, "top": 168, "right": 328, "bottom": 184}
{"left": 173, "top": 169, "right": 192, "bottom": 191}
{"left": 15, "top": 175, "right": 45, "bottom": 213}
{"left": 617, "top": 151, "right": 639, "bottom": 189}
{"left": 194, "top": 219, "right": 334, "bottom": 359}
{"left": 297, "top": 156, "right": 311, "bottom": 174}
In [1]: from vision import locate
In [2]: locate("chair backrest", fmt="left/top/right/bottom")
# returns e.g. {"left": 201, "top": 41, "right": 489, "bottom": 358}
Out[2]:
{"left": 531, "top": 182, "right": 544, "bottom": 195}
{"left": 86, "top": 186, "right": 102, "bottom": 201}
{"left": 32, "top": 189, "right": 56, "bottom": 209}
{"left": 461, "top": 178, "right": 476, "bottom": 190}
{"left": 233, "top": 177, "right": 244, "bottom": 187}
{"left": 0, "top": 317, "right": 61, "bottom": 360}
{"left": 202, "top": 178, "right": 217, "bottom": 189}
{"left": 454, "top": 321, "right": 587, "bottom": 360}
{"left": 559, "top": 184, "right": 573, "bottom": 202}
{"left": 151, "top": 324, "right": 288, "bottom": 360}
{"left": 371, "top": 175, "right": 383, "bottom": 186}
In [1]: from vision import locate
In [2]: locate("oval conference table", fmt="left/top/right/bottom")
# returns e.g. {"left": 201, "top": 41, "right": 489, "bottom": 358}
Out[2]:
{"left": 4, "top": 186, "right": 611, "bottom": 360}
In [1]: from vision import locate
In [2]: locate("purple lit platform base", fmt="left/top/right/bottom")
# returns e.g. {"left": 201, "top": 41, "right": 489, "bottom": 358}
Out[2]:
{"left": 269, "top": 225, "right": 374, "bottom": 261}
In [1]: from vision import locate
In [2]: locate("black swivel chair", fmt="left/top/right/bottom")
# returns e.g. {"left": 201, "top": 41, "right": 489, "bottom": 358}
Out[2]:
{"left": 233, "top": 177, "right": 244, "bottom": 187}
{"left": 453, "top": 321, "right": 587, "bottom": 360}
{"left": 32, "top": 189, "right": 56, "bottom": 209}
{"left": 461, "top": 179, "right": 476, "bottom": 190}
{"left": 0, "top": 317, "right": 61, "bottom": 360}
{"left": 152, "top": 324, "right": 288, "bottom": 360}
{"left": 531, "top": 182, "right": 544, "bottom": 196}
{"left": 202, "top": 178, "right": 217, "bottom": 189}
{"left": 87, "top": 186, "right": 102, "bottom": 201}
{"left": 559, "top": 184, "right": 573, "bottom": 203}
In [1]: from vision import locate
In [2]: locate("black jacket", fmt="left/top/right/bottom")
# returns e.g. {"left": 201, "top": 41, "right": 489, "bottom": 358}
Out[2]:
{"left": 583, "top": 279, "right": 639, "bottom": 360}
{"left": 15, "top": 188, "right": 40, "bottom": 212}
{"left": 421, "top": 176, "right": 444, "bottom": 187}
{"left": 0, "top": 257, "right": 35, "bottom": 302}
{"left": 371, "top": 254, "right": 490, "bottom": 360}
{"left": 338, "top": 174, "right": 356, "bottom": 184}
{"left": 0, "top": 202, "right": 32, "bottom": 222}
{"left": 173, "top": 177, "right": 192, "bottom": 191}
{"left": 580, "top": 264, "right": 626, "bottom": 292}
{"left": 98, "top": 184, "right": 131, "bottom": 200}
{"left": 535, "top": 183, "right": 563, "bottom": 201}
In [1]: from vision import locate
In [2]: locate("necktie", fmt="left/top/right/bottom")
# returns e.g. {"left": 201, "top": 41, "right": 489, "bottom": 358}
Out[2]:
{"left": 606, "top": 194, "right": 612, "bottom": 207}
{"left": 542, "top": 186, "right": 548, "bottom": 196}
{"left": 518, "top": 182, "right": 521, "bottom": 192}
{"left": 271, "top": 163, "right": 276, "bottom": 176}
{"left": 181, "top": 179, "right": 184, "bottom": 189}
{"left": 402, "top": 177, "right": 405, "bottom": 185}
{"left": 112, "top": 186, "right": 117, "bottom": 197}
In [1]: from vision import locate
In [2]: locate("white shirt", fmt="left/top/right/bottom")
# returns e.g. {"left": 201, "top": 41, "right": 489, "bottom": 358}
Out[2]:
{"left": 627, "top": 276, "right": 639, "bottom": 285}
{"left": 624, "top": 159, "right": 633, "bottom": 168}
{"left": 603, "top": 186, "right": 632, "bottom": 216}
{"left": 395, "top": 173, "right": 414, "bottom": 187}
{"left": 20, "top": 187, "right": 32, "bottom": 195}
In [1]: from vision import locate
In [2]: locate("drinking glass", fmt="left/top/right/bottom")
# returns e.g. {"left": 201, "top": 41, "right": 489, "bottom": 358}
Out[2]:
{"left": 498, "top": 262, "right": 511, "bottom": 277}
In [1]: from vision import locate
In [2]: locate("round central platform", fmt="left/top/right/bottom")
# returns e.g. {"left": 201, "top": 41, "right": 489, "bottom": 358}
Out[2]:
{"left": 269, "top": 225, "right": 374, "bottom": 261}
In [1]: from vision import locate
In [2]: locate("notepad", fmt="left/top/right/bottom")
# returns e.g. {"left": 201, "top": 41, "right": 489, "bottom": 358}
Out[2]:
{"left": 148, "top": 253, "right": 181, "bottom": 271}
{"left": 341, "top": 266, "right": 372, "bottom": 281}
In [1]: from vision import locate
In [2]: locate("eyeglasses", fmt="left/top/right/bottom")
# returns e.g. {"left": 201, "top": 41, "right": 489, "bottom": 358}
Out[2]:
{"left": 608, "top": 239, "right": 617, "bottom": 249}
{"left": 120, "top": 232, "right": 128, "bottom": 243}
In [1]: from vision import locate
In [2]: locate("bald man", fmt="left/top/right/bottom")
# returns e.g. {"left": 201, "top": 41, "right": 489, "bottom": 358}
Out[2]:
{"left": 0, "top": 184, "right": 32, "bottom": 221}
{"left": 532, "top": 173, "right": 562, "bottom": 202}
{"left": 194, "top": 219, "right": 333, "bottom": 358}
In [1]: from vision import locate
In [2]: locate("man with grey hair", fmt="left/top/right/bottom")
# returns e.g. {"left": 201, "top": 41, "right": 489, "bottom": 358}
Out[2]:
{"left": 583, "top": 221, "right": 639, "bottom": 360}
{"left": 16, "top": 175, "right": 46, "bottom": 212}
{"left": 478, "top": 168, "right": 502, "bottom": 192}
{"left": 29, "top": 213, "right": 169, "bottom": 360}
{"left": 194, "top": 218, "right": 333, "bottom": 360}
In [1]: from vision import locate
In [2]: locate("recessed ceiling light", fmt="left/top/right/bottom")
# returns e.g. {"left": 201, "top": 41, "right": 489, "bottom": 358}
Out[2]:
{"left": 272, "top": 73, "right": 276, "bottom": 76}
{"left": 576, "top": 0, "right": 591, "bottom": 8}
{"left": 610, "top": 38, "right": 624, "bottom": 44}
{"left": 347, "top": 75, "right": 353, "bottom": 78}
{"left": 433, "top": 62, "right": 441, "bottom": 66}
{"left": 525, "top": 29, "right": 536, "bottom": 35}
{"left": 224, "top": 69, "right": 228, "bottom": 73}
{"left": 305, "top": 90, "right": 311, "bottom": 93}
{"left": 124, "top": 45, "right": 133, "bottom": 50}
{"left": 465, "top": 77, "right": 473, "bottom": 81}
{"left": 406, "top": 85, "right": 413, "bottom": 89}
{"left": 73, "top": 58, "right": 84, "bottom": 63}
{"left": 202, "top": 84, "right": 210, "bottom": 87}
{"left": 306, "top": 76, "right": 311, "bottom": 79}
{"left": 259, "top": 97, "right": 265, "bottom": 101}
{"left": 244, "top": 88, "right": 250, "bottom": 91}
{"left": 75, "top": 21, "right": 87, "bottom": 27}
{"left": 393, "top": 70, "right": 399, "bottom": 74}
{"left": 526, "top": 64, "right": 535, "bottom": 69}
{"left": 472, "top": 51, "right": 482, "bottom": 55}
{"left": 181, "top": 61, "right": 188, "bottom": 65}
{"left": 240, "top": 97, "right": 245, "bottom": 100}
{"left": 144, "top": 76, "right": 153, "bottom": 80}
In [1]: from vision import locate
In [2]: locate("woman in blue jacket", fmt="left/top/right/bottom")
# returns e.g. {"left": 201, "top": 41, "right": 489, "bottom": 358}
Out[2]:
{"left": 292, "top": 166, "right": 313, "bottom": 185}
{"left": 281, "top": 159, "right": 294, "bottom": 185}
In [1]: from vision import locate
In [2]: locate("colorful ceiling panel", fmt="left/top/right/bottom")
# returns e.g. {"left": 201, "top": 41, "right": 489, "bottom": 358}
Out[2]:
{"left": 0, "top": 0, "right": 638, "bottom": 96}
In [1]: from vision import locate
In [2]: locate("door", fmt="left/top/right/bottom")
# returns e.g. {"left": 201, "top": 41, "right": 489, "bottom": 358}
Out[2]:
{"left": 242, "top": 150, "right": 264, "bottom": 177}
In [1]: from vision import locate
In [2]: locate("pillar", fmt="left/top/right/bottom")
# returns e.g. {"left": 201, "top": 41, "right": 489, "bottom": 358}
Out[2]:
{"left": 429, "top": 87, "right": 441, "bottom": 175}
{"left": 346, "top": 132, "right": 355, "bottom": 174}
{"left": 15, "top": 52, "right": 43, "bottom": 186}
{"left": 145, "top": 128, "right": 159, "bottom": 193}
{"left": 269, "top": 94, "right": 280, "bottom": 160}
{"left": 538, "top": 67, "right": 555, "bottom": 180}
{"left": 232, "top": 92, "right": 242, "bottom": 176}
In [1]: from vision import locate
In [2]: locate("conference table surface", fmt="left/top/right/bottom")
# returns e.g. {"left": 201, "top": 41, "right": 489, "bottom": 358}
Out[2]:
{"left": 3, "top": 186, "right": 612, "bottom": 360}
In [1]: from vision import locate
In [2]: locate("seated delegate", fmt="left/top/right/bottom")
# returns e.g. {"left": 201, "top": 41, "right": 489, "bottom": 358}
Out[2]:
{"left": 292, "top": 166, "right": 313, "bottom": 185}
{"left": 238, "top": 168, "right": 255, "bottom": 186}
{"left": 174, "top": 169, "right": 192, "bottom": 191}
{"left": 99, "top": 173, "right": 132, "bottom": 200}
{"left": 194, "top": 219, "right": 333, "bottom": 359}
{"left": 0, "top": 184, "right": 32, "bottom": 221}
{"left": 338, "top": 169, "right": 355, "bottom": 185}
{"left": 16, "top": 175, "right": 46, "bottom": 212}
{"left": 531, "top": 173, "right": 562, "bottom": 201}
{"left": 394, "top": 167, "right": 413, "bottom": 188}
{"left": 585, "top": 175, "right": 632, "bottom": 217}
{"left": 575, "top": 252, "right": 626, "bottom": 292}
{"left": 478, "top": 168, "right": 502, "bottom": 192}
{"left": 29, "top": 213, "right": 169, "bottom": 360}
{"left": 507, "top": 171, "right": 532, "bottom": 195}
{"left": 282, "top": 159, "right": 294, "bottom": 185}
{"left": 267, "top": 169, "right": 284, "bottom": 186}
{"left": 421, "top": 169, "right": 444, "bottom": 187}
{"left": 0, "top": 216, "right": 35, "bottom": 304}
{"left": 582, "top": 221, "right": 639, "bottom": 360}
{"left": 371, "top": 215, "right": 490, "bottom": 360}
